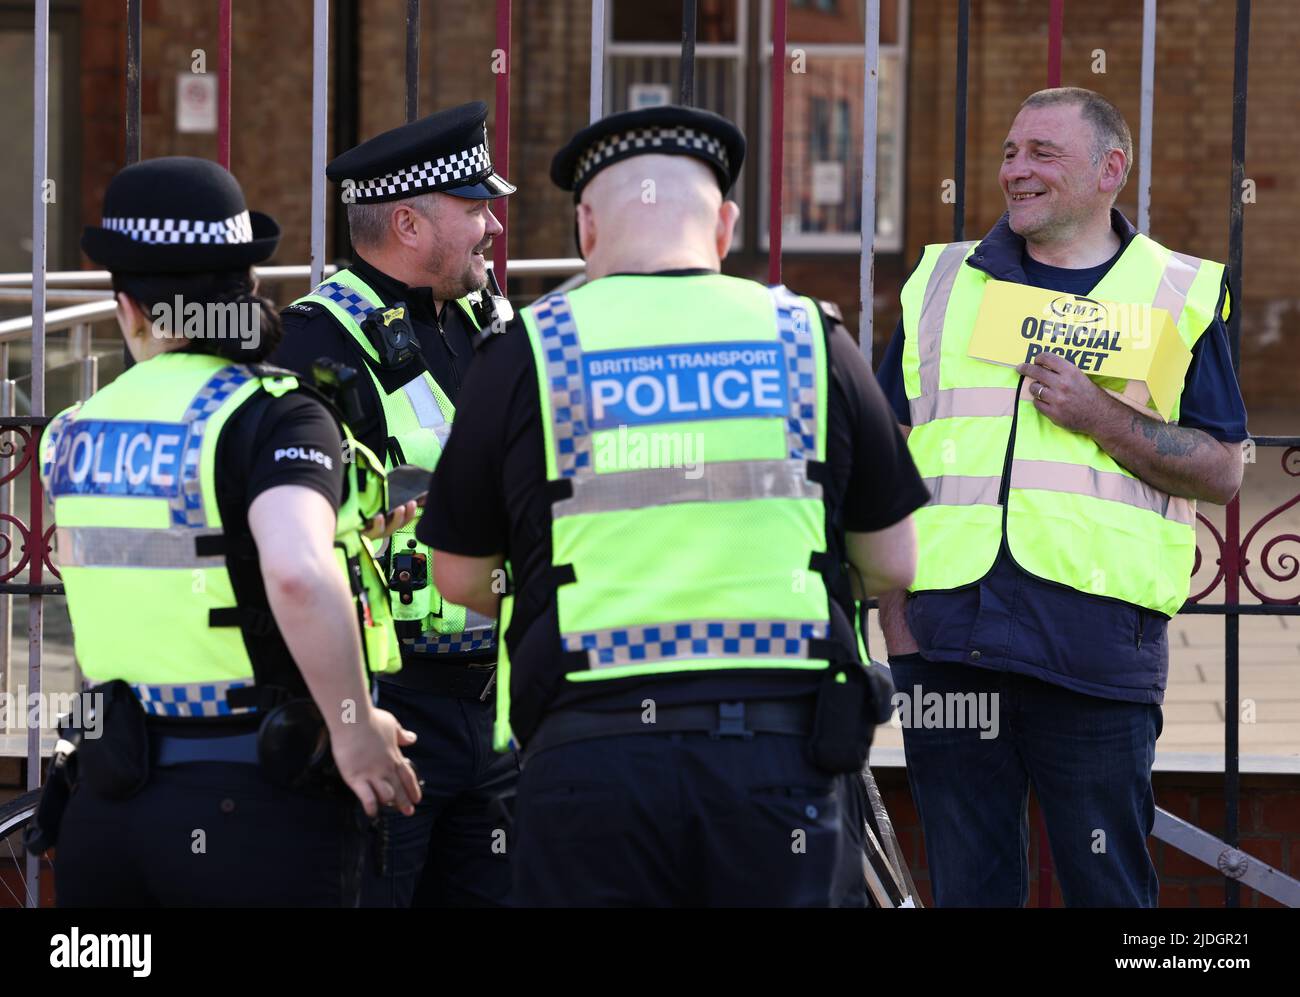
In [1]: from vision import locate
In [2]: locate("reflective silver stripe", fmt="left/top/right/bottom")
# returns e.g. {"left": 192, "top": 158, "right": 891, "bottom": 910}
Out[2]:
{"left": 909, "top": 386, "right": 1015, "bottom": 424}
{"left": 921, "top": 475, "right": 1002, "bottom": 507}
{"left": 916, "top": 241, "right": 977, "bottom": 397}
{"left": 400, "top": 375, "right": 447, "bottom": 431}
{"left": 1152, "top": 250, "right": 1203, "bottom": 324}
{"left": 564, "top": 618, "right": 828, "bottom": 670}
{"left": 59, "top": 526, "right": 226, "bottom": 569}
{"left": 464, "top": 609, "right": 497, "bottom": 631}
{"left": 1010, "top": 458, "right": 1196, "bottom": 525}
{"left": 556, "top": 459, "right": 820, "bottom": 517}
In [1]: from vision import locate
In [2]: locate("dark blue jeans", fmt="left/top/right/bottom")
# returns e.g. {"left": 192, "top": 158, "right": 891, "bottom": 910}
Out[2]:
{"left": 889, "top": 653, "right": 1162, "bottom": 907}
{"left": 361, "top": 683, "right": 519, "bottom": 908}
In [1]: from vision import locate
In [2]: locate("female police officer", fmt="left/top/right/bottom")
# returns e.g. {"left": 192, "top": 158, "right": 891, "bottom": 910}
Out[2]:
{"left": 37, "top": 157, "right": 421, "bottom": 906}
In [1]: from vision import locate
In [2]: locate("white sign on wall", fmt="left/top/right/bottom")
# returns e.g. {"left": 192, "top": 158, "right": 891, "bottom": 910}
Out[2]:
{"left": 177, "top": 73, "right": 217, "bottom": 134}
{"left": 628, "top": 83, "right": 671, "bottom": 110}
{"left": 811, "top": 161, "right": 844, "bottom": 206}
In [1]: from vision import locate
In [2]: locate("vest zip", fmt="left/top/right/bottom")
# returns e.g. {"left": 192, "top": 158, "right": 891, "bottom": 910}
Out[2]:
{"left": 997, "top": 375, "right": 1024, "bottom": 509}
{"left": 433, "top": 306, "right": 461, "bottom": 396}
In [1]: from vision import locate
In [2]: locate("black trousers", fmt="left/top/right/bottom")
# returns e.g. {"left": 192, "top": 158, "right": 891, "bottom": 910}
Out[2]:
{"left": 360, "top": 682, "right": 519, "bottom": 907}
{"left": 55, "top": 761, "right": 368, "bottom": 907}
{"left": 513, "top": 730, "right": 868, "bottom": 907}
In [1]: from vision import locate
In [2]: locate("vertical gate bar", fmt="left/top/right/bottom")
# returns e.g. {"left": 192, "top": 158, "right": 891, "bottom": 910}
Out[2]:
{"left": 406, "top": 0, "right": 420, "bottom": 123}
{"left": 125, "top": 0, "right": 141, "bottom": 165}
{"left": 858, "top": 0, "right": 881, "bottom": 363}
{"left": 1223, "top": 0, "right": 1250, "bottom": 907}
{"left": 27, "top": 0, "right": 50, "bottom": 908}
{"left": 310, "top": 0, "right": 329, "bottom": 290}
{"left": 0, "top": 380, "right": 13, "bottom": 754}
{"left": 954, "top": 0, "right": 969, "bottom": 243}
{"left": 218, "top": 0, "right": 232, "bottom": 169}
{"left": 590, "top": 0, "right": 606, "bottom": 122}
{"left": 768, "top": 0, "right": 787, "bottom": 285}
{"left": 1137, "top": 0, "right": 1156, "bottom": 235}
{"left": 1047, "top": 0, "right": 1063, "bottom": 87}
{"left": 493, "top": 0, "right": 512, "bottom": 294}
{"left": 681, "top": 0, "right": 698, "bottom": 106}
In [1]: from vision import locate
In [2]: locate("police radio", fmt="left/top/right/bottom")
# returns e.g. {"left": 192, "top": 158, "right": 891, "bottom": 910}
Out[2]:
{"left": 361, "top": 302, "right": 421, "bottom": 369}
{"left": 471, "top": 268, "right": 514, "bottom": 350}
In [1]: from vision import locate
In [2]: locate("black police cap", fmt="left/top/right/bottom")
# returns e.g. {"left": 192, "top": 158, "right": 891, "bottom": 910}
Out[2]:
{"left": 328, "top": 101, "right": 515, "bottom": 204}
{"left": 82, "top": 156, "right": 280, "bottom": 273}
{"left": 550, "top": 104, "right": 746, "bottom": 201}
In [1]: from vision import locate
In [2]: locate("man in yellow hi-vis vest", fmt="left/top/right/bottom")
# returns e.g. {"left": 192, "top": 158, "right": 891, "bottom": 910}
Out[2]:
{"left": 274, "top": 102, "right": 518, "bottom": 907}
{"left": 420, "top": 105, "right": 930, "bottom": 906}
{"left": 876, "top": 88, "right": 1249, "bottom": 907}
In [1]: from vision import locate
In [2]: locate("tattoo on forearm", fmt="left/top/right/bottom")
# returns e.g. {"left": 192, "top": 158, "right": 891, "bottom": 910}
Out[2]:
{"left": 1130, "top": 414, "right": 1205, "bottom": 457}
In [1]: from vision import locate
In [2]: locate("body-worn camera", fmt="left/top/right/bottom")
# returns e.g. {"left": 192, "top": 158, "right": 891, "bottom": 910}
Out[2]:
{"left": 361, "top": 302, "right": 420, "bottom": 369}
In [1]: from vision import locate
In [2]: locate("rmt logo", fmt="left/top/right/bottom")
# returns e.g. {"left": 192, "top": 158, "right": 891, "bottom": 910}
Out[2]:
{"left": 273, "top": 446, "right": 334, "bottom": 470}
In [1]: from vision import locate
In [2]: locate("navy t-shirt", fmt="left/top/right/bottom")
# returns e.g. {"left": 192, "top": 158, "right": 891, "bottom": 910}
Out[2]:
{"left": 875, "top": 210, "right": 1249, "bottom": 703}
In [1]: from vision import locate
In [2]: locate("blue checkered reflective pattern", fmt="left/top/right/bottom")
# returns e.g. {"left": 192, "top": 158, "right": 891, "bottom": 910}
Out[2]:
{"left": 530, "top": 293, "right": 591, "bottom": 480}
{"left": 564, "top": 619, "right": 826, "bottom": 669}
{"left": 312, "top": 280, "right": 378, "bottom": 324}
{"left": 40, "top": 406, "right": 79, "bottom": 487}
{"left": 132, "top": 678, "right": 254, "bottom": 717}
{"left": 403, "top": 627, "right": 497, "bottom": 655}
{"left": 171, "top": 364, "right": 255, "bottom": 527}
{"left": 769, "top": 286, "right": 820, "bottom": 459}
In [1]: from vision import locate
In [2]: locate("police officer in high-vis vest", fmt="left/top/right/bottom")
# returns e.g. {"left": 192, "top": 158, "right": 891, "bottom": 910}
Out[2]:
{"left": 273, "top": 102, "right": 518, "bottom": 907}
{"left": 40, "top": 157, "right": 422, "bottom": 907}
{"left": 875, "top": 88, "right": 1249, "bottom": 907}
{"left": 421, "top": 106, "right": 930, "bottom": 907}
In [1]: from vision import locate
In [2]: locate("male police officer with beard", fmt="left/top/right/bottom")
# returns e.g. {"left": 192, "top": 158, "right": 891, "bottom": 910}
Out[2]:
{"left": 421, "top": 106, "right": 929, "bottom": 906}
{"left": 274, "top": 102, "right": 517, "bottom": 907}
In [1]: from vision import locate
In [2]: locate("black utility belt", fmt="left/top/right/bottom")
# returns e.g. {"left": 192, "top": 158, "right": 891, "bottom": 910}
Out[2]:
{"left": 525, "top": 699, "right": 817, "bottom": 759}
{"left": 380, "top": 660, "right": 497, "bottom": 700}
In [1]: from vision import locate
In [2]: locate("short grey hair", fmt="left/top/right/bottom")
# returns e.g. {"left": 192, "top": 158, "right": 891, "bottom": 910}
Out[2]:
{"left": 346, "top": 192, "right": 438, "bottom": 249}
{"left": 1020, "top": 87, "right": 1133, "bottom": 191}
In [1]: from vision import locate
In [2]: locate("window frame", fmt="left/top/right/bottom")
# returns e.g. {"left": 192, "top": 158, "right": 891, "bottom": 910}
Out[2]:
{"left": 757, "top": 0, "right": 909, "bottom": 254}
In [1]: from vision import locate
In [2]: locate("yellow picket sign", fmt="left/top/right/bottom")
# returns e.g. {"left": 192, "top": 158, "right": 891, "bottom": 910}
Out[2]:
{"left": 967, "top": 280, "right": 1191, "bottom": 421}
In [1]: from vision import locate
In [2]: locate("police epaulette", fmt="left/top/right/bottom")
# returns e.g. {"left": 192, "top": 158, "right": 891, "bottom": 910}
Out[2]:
{"left": 282, "top": 300, "right": 325, "bottom": 318}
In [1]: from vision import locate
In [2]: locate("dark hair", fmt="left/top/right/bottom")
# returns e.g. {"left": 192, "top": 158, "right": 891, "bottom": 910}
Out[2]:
{"left": 1020, "top": 87, "right": 1133, "bottom": 191}
{"left": 110, "top": 267, "right": 283, "bottom": 363}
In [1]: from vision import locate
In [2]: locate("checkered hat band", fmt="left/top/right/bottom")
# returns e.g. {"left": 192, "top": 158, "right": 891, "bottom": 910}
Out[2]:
{"left": 574, "top": 126, "right": 730, "bottom": 188}
{"left": 101, "top": 211, "right": 254, "bottom": 245}
{"left": 352, "top": 141, "right": 493, "bottom": 202}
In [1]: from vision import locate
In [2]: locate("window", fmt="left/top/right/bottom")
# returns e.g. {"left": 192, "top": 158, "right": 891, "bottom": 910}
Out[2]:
{"left": 606, "top": 1, "right": 748, "bottom": 242}
{"left": 760, "top": 0, "right": 907, "bottom": 252}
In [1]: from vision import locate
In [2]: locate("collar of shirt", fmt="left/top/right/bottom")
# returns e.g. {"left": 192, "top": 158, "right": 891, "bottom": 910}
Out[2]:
{"left": 605, "top": 268, "right": 719, "bottom": 278}
{"left": 349, "top": 253, "right": 440, "bottom": 324}
{"left": 964, "top": 207, "right": 1137, "bottom": 283}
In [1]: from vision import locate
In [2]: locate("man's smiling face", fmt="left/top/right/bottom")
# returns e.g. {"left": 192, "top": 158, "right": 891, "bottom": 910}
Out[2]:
{"left": 1000, "top": 102, "right": 1111, "bottom": 243}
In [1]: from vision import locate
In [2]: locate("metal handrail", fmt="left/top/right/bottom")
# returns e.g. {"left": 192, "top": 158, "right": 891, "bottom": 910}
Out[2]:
{"left": 0, "top": 257, "right": 585, "bottom": 290}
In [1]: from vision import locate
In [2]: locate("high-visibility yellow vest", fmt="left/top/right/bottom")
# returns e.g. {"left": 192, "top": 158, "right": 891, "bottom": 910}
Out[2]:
{"left": 40, "top": 350, "right": 399, "bottom": 716}
{"left": 495, "top": 274, "right": 841, "bottom": 749}
{"left": 293, "top": 269, "right": 496, "bottom": 655}
{"left": 900, "top": 233, "right": 1227, "bottom": 617}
